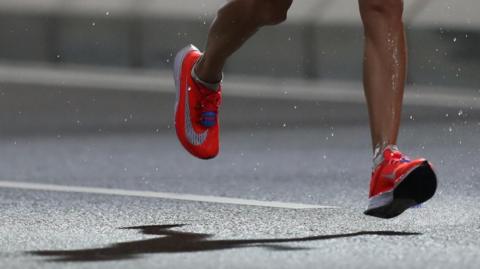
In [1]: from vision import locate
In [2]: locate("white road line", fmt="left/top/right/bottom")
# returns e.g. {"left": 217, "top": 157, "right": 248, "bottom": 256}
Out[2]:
{"left": 0, "top": 181, "right": 337, "bottom": 209}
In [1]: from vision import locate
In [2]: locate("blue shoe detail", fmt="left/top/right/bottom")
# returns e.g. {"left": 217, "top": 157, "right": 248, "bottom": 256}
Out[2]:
{"left": 200, "top": 111, "right": 217, "bottom": 127}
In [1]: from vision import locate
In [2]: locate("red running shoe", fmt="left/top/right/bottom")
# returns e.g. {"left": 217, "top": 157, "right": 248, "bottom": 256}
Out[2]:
{"left": 364, "top": 146, "right": 437, "bottom": 219}
{"left": 173, "top": 45, "right": 222, "bottom": 159}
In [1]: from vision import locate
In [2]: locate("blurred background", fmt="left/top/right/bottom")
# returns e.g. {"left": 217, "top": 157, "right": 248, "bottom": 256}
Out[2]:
{"left": 0, "top": 0, "right": 479, "bottom": 135}
{"left": 3, "top": 3, "right": 480, "bottom": 268}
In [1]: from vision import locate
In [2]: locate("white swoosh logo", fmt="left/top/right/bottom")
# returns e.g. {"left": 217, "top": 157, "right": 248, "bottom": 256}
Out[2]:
{"left": 383, "top": 172, "right": 396, "bottom": 180}
{"left": 185, "top": 79, "right": 208, "bottom": 145}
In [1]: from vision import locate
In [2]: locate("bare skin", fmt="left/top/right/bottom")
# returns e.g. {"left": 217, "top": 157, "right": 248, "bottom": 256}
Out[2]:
{"left": 195, "top": 0, "right": 293, "bottom": 83}
{"left": 195, "top": 0, "right": 406, "bottom": 153}
{"left": 359, "top": 0, "right": 406, "bottom": 152}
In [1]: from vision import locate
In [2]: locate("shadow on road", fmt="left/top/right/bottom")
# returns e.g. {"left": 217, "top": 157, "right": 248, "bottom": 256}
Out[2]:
{"left": 29, "top": 224, "right": 421, "bottom": 262}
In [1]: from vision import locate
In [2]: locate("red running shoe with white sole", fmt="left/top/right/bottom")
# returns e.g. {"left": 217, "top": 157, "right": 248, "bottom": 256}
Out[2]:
{"left": 364, "top": 146, "right": 437, "bottom": 219}
{"left": 173, "top": 45, "right": 222, "bottom": 159}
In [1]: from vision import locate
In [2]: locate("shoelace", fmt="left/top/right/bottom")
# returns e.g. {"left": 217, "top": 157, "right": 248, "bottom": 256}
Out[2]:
{"left": 197, "top": 88, "right": 221, "bottom": 127}
{"left": 387, "top": 150, "right": 410, "bottom": 165}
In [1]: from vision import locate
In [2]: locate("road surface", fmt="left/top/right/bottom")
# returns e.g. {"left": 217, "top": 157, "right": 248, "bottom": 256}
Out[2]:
{"left": 1, "top": 120, "right": 480, "bottom": 268}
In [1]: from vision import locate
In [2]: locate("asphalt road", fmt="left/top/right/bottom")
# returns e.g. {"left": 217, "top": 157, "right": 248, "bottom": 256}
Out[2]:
{"left": 1, "top": 118, "right": 480, "bottom": 269}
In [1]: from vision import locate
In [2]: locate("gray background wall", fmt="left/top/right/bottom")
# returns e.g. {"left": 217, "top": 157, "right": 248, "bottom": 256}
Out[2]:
{"left": 0, "top": 0, "right": 479, "bottom": 89}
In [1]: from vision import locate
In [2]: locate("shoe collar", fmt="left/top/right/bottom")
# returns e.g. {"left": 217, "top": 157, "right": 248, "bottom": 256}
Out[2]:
{"left": 372, "top": 144, "right": 400, "bottom": 170}
{"left": 191, "top": 56, "right": 223, "bottom": 91}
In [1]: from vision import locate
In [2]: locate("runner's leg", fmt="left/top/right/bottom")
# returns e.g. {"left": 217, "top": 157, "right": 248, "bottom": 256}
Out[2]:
{"left": 195, "top": 0, "right": 293, "bottom": 83}
{"left": 173, "top": 0, "right": 293, "bottom": 159}
{"left": 359, "top": 0, "right": 406, "bottom": 153}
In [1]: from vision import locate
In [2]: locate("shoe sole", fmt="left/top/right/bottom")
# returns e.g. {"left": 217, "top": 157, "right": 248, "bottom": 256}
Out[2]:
{"left": 364, "top": 161, "right": 437, "bottom": 219}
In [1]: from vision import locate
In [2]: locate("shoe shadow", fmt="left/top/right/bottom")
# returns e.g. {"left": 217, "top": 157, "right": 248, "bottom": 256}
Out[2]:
{"left": 28, "top": 224, "right": 421, "bottom": 262}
